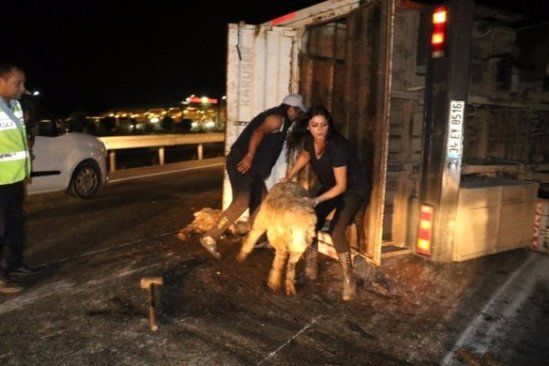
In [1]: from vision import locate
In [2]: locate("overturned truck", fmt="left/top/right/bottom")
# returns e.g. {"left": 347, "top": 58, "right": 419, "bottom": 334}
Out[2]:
{"left": 223, "top": 0, "right": 549, "bottom": 264}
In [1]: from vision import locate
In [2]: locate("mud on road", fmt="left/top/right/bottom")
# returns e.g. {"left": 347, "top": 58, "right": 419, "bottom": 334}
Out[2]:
{"left": 1, "top": 167, "right": 547, "bottom": 365}
{"left": 2, "top": 231, "right": 547, "bottom": 365}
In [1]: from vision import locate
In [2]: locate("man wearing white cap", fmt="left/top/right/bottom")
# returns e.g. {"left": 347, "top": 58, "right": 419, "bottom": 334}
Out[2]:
{"left": 199, "top": 94, "right": 307, "bottom": 258}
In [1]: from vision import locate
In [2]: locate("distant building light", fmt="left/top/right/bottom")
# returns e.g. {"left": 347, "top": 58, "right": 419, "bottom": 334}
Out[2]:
{"left": 32, "top": 91, "right": 40, "bottom": 96}
{"left": 150, "top": 117, "right": 160, "bottom": 123}
{"left": 186, "top": 96, "right": 218, "bottom": 105}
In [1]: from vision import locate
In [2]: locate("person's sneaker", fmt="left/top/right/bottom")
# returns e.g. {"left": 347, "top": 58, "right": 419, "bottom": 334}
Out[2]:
{"left": 198, "top": 236, "right": 221, "bottom": 259}
{"left": 0, "top": 277, "right": 24, "bottom": 294}
{"left": 8, "top": 264, "right": 38, "bottom": 277}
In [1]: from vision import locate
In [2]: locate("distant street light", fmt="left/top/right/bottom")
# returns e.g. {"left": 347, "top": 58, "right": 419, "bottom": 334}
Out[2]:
{"left": 24, "top": 90, "right": 40, "bottom": 96}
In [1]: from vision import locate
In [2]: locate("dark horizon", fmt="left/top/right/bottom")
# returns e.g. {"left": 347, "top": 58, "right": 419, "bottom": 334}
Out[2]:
{"left": 5, "top": 0, "right": 548, "bottom": 118}
{"left": 5, "top": 1, "right": 322, "bottom": 118}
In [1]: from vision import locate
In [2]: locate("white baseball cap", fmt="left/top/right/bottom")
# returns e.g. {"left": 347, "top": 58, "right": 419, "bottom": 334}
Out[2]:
{"left": 282, "top": 93, "right": 307, "bottom": 112}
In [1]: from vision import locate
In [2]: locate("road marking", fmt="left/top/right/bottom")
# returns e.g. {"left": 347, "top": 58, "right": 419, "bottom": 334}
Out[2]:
{"left": 108, "top": 162, "right": 224, "bottom": 183}
{"left": 441, "top": 253, "right": 547, "bottom": 365}
{"left": 257, "top": 314, "right": 324, "bottom": 365}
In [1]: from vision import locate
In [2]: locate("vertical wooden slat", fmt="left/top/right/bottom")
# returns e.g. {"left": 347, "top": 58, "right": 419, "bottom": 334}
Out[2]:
{"left": 299, "top": 56, "right": 314, "bottom": 107}
{"left": 344, "top": 0, "right": 395, "bottom": 265}
{"left": 265, "top": 29, "right": 281, "bottom": 109}
{"left": 253, "top": 28, "right": 267, "bottom": 115}
{"left": 266, "top": 28, "right": 296, "bottom": 188}
{"left": 237, "top": 26, "right": 256, "bottom": 122}
{"left": 391, "top": 99, "right": 414, "bottom": 244}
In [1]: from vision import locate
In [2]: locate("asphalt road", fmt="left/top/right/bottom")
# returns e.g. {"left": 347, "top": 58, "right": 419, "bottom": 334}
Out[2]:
{"left": 1, "top": 166, "right": 548, "bottom": 365}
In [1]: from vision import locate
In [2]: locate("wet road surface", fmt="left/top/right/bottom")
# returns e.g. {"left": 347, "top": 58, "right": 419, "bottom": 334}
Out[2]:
{"left": 1, "top": 166, "right": 548, "bottom": 365}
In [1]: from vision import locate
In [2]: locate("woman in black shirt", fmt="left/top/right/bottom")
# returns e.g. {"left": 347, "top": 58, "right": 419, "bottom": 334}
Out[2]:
{"left": 285, "top": 105, "right": 369, "bottom": 301}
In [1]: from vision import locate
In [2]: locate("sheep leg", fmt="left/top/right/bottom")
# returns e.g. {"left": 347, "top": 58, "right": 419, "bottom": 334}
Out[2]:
{"left": 285, "top": 251, "right": 304, "bottom": 296}
{"left": 237, "top": 227, "right": 265, "bottom": 262}
{"left": 268, "top": 249, "right": 287, "bottom": 292}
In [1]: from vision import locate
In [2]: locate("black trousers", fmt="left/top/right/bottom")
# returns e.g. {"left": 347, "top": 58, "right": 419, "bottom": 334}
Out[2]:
{"left": 204, "top": 149, "right": 267, "bottom": 241}
{"left": 315, "top": 191, "right": 364, "bottom": 254}
{"left": 0, "top": 181, "right": 25, "bottom": 272}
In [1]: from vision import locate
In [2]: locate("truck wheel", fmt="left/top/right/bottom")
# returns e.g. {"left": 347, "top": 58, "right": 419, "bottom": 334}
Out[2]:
{"left": 68, "top": 161, "right": 101, "bottom": 199}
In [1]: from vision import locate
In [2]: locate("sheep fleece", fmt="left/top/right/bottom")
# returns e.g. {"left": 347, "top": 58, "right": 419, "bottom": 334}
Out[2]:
{"left": 237, "top": 182, "right": 317, "bottom": 295}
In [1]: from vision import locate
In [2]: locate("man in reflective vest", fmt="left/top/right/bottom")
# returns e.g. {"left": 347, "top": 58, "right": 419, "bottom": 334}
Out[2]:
{"left": 0, "top": 63, "right": 32, "bottom": 294}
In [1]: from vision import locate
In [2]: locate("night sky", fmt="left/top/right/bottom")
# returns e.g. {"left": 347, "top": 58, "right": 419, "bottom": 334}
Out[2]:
{"left": 4, "top": 0, "right": 548, "bottom": 118}
{"left": 4, "top": 0, "right": 321, "bottom": 117}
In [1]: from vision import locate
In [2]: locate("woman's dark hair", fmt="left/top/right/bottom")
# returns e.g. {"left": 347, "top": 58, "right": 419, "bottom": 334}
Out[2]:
{"left": 307, "top": 104, "right": 335, "bottom": 135}
{"left": 285, "top": 104, "right": 340, "bottom": 160}
{"left": 286, "top": 115, "right": 309, "bottom": 161}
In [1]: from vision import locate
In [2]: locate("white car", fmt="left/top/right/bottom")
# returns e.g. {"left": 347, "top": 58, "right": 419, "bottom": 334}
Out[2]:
{"left": 28, "top": 120, "right": 108, "bottom": 198}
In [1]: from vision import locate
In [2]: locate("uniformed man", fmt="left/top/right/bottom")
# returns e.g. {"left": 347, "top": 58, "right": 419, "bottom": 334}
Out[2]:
{"left": 0, "top": 63, "right": 33, "bottom": 294}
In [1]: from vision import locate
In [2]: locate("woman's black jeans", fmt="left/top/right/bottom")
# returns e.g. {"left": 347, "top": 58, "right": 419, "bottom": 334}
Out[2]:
{"left": 314, "top": 191, "right": 364, "bottom": 253}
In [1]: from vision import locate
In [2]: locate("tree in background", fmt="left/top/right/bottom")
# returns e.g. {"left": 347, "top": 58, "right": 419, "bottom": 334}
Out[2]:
{"left": 161, "top": 115, "right": 174, "bottom": 132}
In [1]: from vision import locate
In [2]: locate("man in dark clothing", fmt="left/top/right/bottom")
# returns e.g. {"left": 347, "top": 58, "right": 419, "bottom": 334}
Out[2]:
{"left": 199, "top": 94, "right": 306, "bottom": 259}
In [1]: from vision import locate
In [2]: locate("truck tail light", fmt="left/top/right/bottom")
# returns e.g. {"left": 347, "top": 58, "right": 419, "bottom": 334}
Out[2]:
{"left": 417, "top": 204, "right": 434, "bottom": 256}
{"left": 431, "top": 6, "right": 448, "bottom": 58}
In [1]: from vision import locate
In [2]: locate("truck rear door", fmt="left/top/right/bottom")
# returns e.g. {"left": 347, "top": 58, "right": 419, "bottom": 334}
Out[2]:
{"left": 299, "top": 0, "right": 396, "bottom": 265}
{"left": 342, "top": 0, "right": 395, "bottom": 265}
{"left": 223, "top": 23, "right": 299, "bottom": 210}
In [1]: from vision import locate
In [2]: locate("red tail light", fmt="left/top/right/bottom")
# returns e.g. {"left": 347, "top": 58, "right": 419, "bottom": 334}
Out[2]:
{"left": 431, "top": 7, "right": 448, "bottom": 58}
{"left": 417, "top": 204, "right": 434, "bottom": 256}
{"left": 433, "top": 8, "right": 447, "bottom": 24}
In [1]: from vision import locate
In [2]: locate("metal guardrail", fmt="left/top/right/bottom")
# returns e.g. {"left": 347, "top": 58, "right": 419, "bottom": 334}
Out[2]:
{"left": 98, "top": 133, "right": 225, "bottom": 172}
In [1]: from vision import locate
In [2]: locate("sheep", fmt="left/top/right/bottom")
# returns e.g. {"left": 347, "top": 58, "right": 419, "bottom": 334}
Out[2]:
{"left": 236, "top": 182, "right": 317, "bottom": 295}
{"left": 176, "top": 208, "right": 249, "bottom": 242}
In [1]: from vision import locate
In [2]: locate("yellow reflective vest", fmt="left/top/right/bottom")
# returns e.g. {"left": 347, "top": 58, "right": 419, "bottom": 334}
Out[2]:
{"left": 0, "top": 99, "right": 30, "bottom": 185}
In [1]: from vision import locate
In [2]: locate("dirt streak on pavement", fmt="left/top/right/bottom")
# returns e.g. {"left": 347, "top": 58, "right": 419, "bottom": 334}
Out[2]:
{"left": 1, "top": 167, "right": 547, "bottom": 365}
